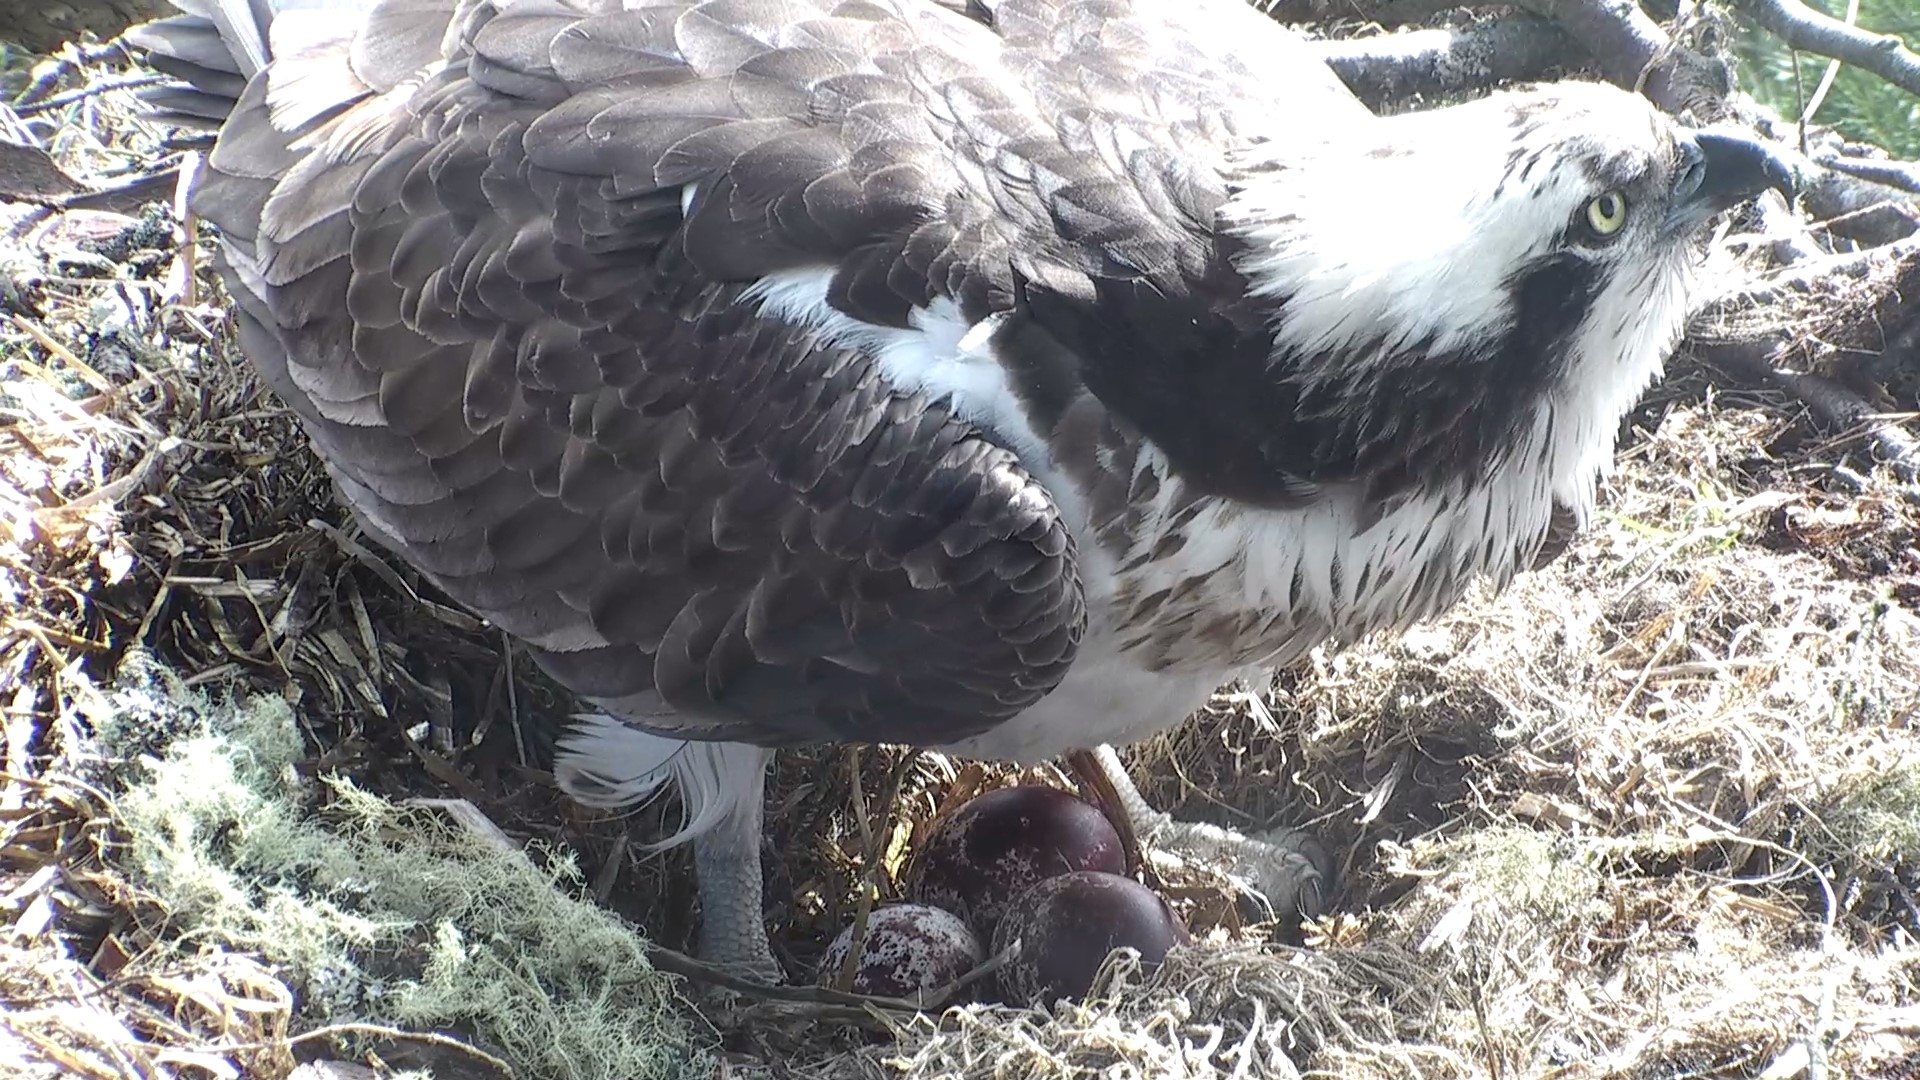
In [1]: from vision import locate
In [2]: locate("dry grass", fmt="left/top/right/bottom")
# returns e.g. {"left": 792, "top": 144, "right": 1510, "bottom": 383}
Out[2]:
{"left": 2, "top": 36, "right": 1919, "bottom": 1080}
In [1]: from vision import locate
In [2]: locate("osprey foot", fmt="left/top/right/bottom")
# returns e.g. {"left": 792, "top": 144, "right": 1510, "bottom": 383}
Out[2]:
{"left": 1073, "top": 744, "right": 1332, "bottom": 933}
{"left": 695, "top": 936, "right": 784, "bottom": 987}
{"left": 1142, "top": 816, "right": 1332, "bottom": 930}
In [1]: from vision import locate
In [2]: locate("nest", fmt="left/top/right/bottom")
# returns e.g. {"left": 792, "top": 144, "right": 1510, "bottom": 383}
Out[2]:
{"left": 1, "top": 34, "right": 1919, "bottom": 1080}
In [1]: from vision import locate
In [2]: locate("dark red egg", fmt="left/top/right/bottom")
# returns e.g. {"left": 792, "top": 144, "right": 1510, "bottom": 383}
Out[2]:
{"left": 992, "top": 870, "right": 1189, "bottom": 1006}
{"left": 912, "top": 784, "right": 1125, "bottom": 938}
{"left": 817, "top": 903, "right": 983, "bottom": 998}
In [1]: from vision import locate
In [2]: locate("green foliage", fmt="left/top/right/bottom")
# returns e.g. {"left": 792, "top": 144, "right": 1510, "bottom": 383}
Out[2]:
{"left": 1731, "top": 0, "right": 1920, "bottom": 157}
{"left": 83, "top": 654, "right": 706, "bottom": 1080}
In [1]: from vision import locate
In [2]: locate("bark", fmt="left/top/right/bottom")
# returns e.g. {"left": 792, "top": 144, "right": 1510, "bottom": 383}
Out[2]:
{"left": 1311, "top": 16, "right": 1576, "bottom": 109}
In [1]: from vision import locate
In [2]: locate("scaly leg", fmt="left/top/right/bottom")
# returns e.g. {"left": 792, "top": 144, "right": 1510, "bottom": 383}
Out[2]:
{"left": 688, "top": 748, "right": 782, "bottom": 983}
{"left": 1081, "top": 744, "right": 1332, "bottom": 928}
{"left": 555, "top": 722, "right": 784, "bottom": 980}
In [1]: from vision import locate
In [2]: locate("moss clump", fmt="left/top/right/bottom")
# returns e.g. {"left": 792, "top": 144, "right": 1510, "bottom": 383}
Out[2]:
{"left": 1421, "top": 826, "right": 1609, "bottom": 934}
{"left": 1815, "top": 757, "right": 1920, "bottom": 866}
{"left": 84, "top": 655, "right": 704, "bottom": 1080}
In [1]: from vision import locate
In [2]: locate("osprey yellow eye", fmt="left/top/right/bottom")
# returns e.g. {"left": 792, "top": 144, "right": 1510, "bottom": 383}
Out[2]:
{"left": 1585, "top": 190, "right": 1628, "bottom": 236}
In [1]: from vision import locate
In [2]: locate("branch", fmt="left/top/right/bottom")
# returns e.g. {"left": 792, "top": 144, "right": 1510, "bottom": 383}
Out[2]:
{"left": 1728, "top": 0, "right": 1920, "bottom": 99}
{"left": 1702, "top": 232, "right": 1920, "bottom": 308}
{"left": 1278, "top": 0, "right": 1720, "bottom": 113}
{"left": 12, "top": 74, "right": 170, "bottom": 118}
{"left": 1688, "top": 239, "right": 1920, "bottom": 488}
{"left": 1818, "top": 154, "right": 1920, "bottom": 195}
{"left": 1530, "top": 0, "right": 1683, "bottom": 104}
{"left": 1312, "top": 17, "right": 1577, "bottom": 109}
{"left": 1690, "top": 338, "right": 1920, "bottom": 486}
{"left": 1802, "top": 166, "right": 1920, "bottom": 247}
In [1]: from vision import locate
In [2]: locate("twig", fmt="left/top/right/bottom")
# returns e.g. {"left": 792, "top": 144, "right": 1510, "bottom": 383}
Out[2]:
{"left": 1691, "top": 338, "right": 1920, "bottom": 487}
{"left": 831, "top": 747, "right": 918, "bottom": 992}
{"left": 833, "top": 748, "right": 875, "bottom": 993}
{"left": 501, "top": 632, "right": 528, "bottom": 769}
{"left": 643, "top": 943, "right": 922, "bottom": 1009}
{"left": 1700, "top": 232, "right": 1919, "bottom": 308}
{"left": 1729, "top": 0, "right": 1920, "bottom": 99}
{"left": 59, "top": 164, "right": 184, "bottom": 214}
{"left": 281, "top": 1023, "right": 516, "bottom": 1077}
{"left": 1797, "top": 0, "right": 1860, "bottom": 131}
{"left": 11, "top": 41, "right": 141, "bottom": 109}
{"left": 1802, "top": 167, "right": 1920, "bottom": 246}
{"left": 1805, "top": 195, "right": 1918, "bottom": 240}
{"left": 13, "top": 75, "right": 170, "bottom": 119}
{"left": 919, "top": 936, "right": 1021, "bottom": 1008}
{"left": 170, "top": 152, "right": 202, "bottom": 308}
{"left": 1817, "top": 154, "right": 1920, "bottom": 195}
{"left": 1532, "top": 0, "right": 1681, "bottom": 105}
{"left": 644, "top": 935, "right": 1015, "bottom": 1013}
{"left": 9, "top": 315, "right": 115, "bottom": 393}
{"left": 396, "top": 726, "right": 493, "bottom": 806}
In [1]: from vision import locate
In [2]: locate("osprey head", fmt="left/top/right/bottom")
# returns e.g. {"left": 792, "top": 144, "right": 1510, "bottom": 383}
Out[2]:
{"left": 1221, "top": 81, "right": 1793, "bottom": 499}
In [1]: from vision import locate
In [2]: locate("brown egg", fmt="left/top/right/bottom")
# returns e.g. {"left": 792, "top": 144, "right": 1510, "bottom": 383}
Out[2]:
{"left": 817, "top": 903, "right": 983, "bottom": 998}
{"left": 912, "top": 784, "right": 1125, "bottom": 938}
{"left": 992, "top": 870, "right": 1189, "bottom": 1006}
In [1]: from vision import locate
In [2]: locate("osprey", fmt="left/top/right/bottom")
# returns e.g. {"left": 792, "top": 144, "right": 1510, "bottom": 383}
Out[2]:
{"left": 133, "top": 0, "right": 1790, "bottom": 978}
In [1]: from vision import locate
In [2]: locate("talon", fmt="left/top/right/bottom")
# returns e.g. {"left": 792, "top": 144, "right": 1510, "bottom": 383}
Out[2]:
{"left": 1066, "top": 746, "right": 1151, "bottom": 880}
{"left": 1069, "top": 744, "right": 1335, "bottom": 939}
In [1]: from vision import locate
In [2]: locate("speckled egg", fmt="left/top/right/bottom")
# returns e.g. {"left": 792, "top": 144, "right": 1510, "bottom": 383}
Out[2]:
{"left": 817, "top": 903, "right": 984, "bottom": 998}
{"left": 912, "top": 784, "right": 1126, "bottom": 938}
{"left": 991, "top": 870, "right": 1189, "bottom": 1006}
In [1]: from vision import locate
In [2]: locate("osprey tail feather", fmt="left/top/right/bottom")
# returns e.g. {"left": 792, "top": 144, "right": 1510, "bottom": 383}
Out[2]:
{"left": 555, "top": 719, "right": 771, "bottom": 849}
{"left": 127, "top": 0, "right": 431, "bottom": 128}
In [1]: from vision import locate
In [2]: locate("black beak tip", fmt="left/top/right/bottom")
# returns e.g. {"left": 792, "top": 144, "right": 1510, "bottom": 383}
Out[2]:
{"left": 1693, "top": 129, "right": 1800, "bottom": 205}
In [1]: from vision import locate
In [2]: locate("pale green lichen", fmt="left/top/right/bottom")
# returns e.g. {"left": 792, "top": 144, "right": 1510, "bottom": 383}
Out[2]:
{"left": 82, "top": 654, "right": 704, "bottom": 1080}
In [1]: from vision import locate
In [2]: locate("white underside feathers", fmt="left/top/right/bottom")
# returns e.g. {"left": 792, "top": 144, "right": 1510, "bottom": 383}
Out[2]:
{"left": 553, "top": 716, "right": 769, "bottom": 849}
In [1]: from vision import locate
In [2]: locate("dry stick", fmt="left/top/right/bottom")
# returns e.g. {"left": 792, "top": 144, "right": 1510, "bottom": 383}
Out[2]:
{"left": 10, "top": 315, "right": 115, "bottom": 393}
{"left": 171, "top": 153, "right": 202, "bottom": 309}
{"left": 11, "top": 41, "right": 140, "bottom": 108}
{"left": 832, "top": 746, "right": 875, "bottom": 993}
{"left": 1703, "top": 232, "right": 1920, "bottom": 308}
{"left": 501, "top": 633, "right": 528, "bottom": 769}
{"left": 58, "top": 163, "right": 184, "bottom": 214}
{"left": 278, "top": 1024, "right": 516, "bottom": 1078}
{"left": 643, "top": 940, "right": 1000, "bottom": 1013}
{"left": 1818, "top": 154, "right": 1920, "bottom": 195}
{"left": 831, "top": 747, "right": 920, "bottom": 992}
{"left": 12, "top": 75, "right": 170, "bottom": 119}
{"left": 1729, "top": 0, "right": 1920, "bottom": 99}
{"left": 1797, "top": 0, "right": 1861, "bottom": 131}
{"left": 1532, "top": 0, "right": 1678, "bottom": 102}
{"left": 1690, "top": 337, "right": 1920, "bottom": 488}
{"left": 1805, "top": 195, "right": 1919, "bottom": 238}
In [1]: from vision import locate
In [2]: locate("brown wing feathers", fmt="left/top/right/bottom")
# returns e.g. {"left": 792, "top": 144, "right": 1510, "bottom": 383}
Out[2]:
{"left": 193, "top": 0, "right": 1087, "bottom": 746}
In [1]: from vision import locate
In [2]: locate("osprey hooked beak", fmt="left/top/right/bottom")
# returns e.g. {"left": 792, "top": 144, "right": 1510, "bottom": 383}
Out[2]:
{"left": 1666, "top": 130, "right": 1799, "bottom": 235}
